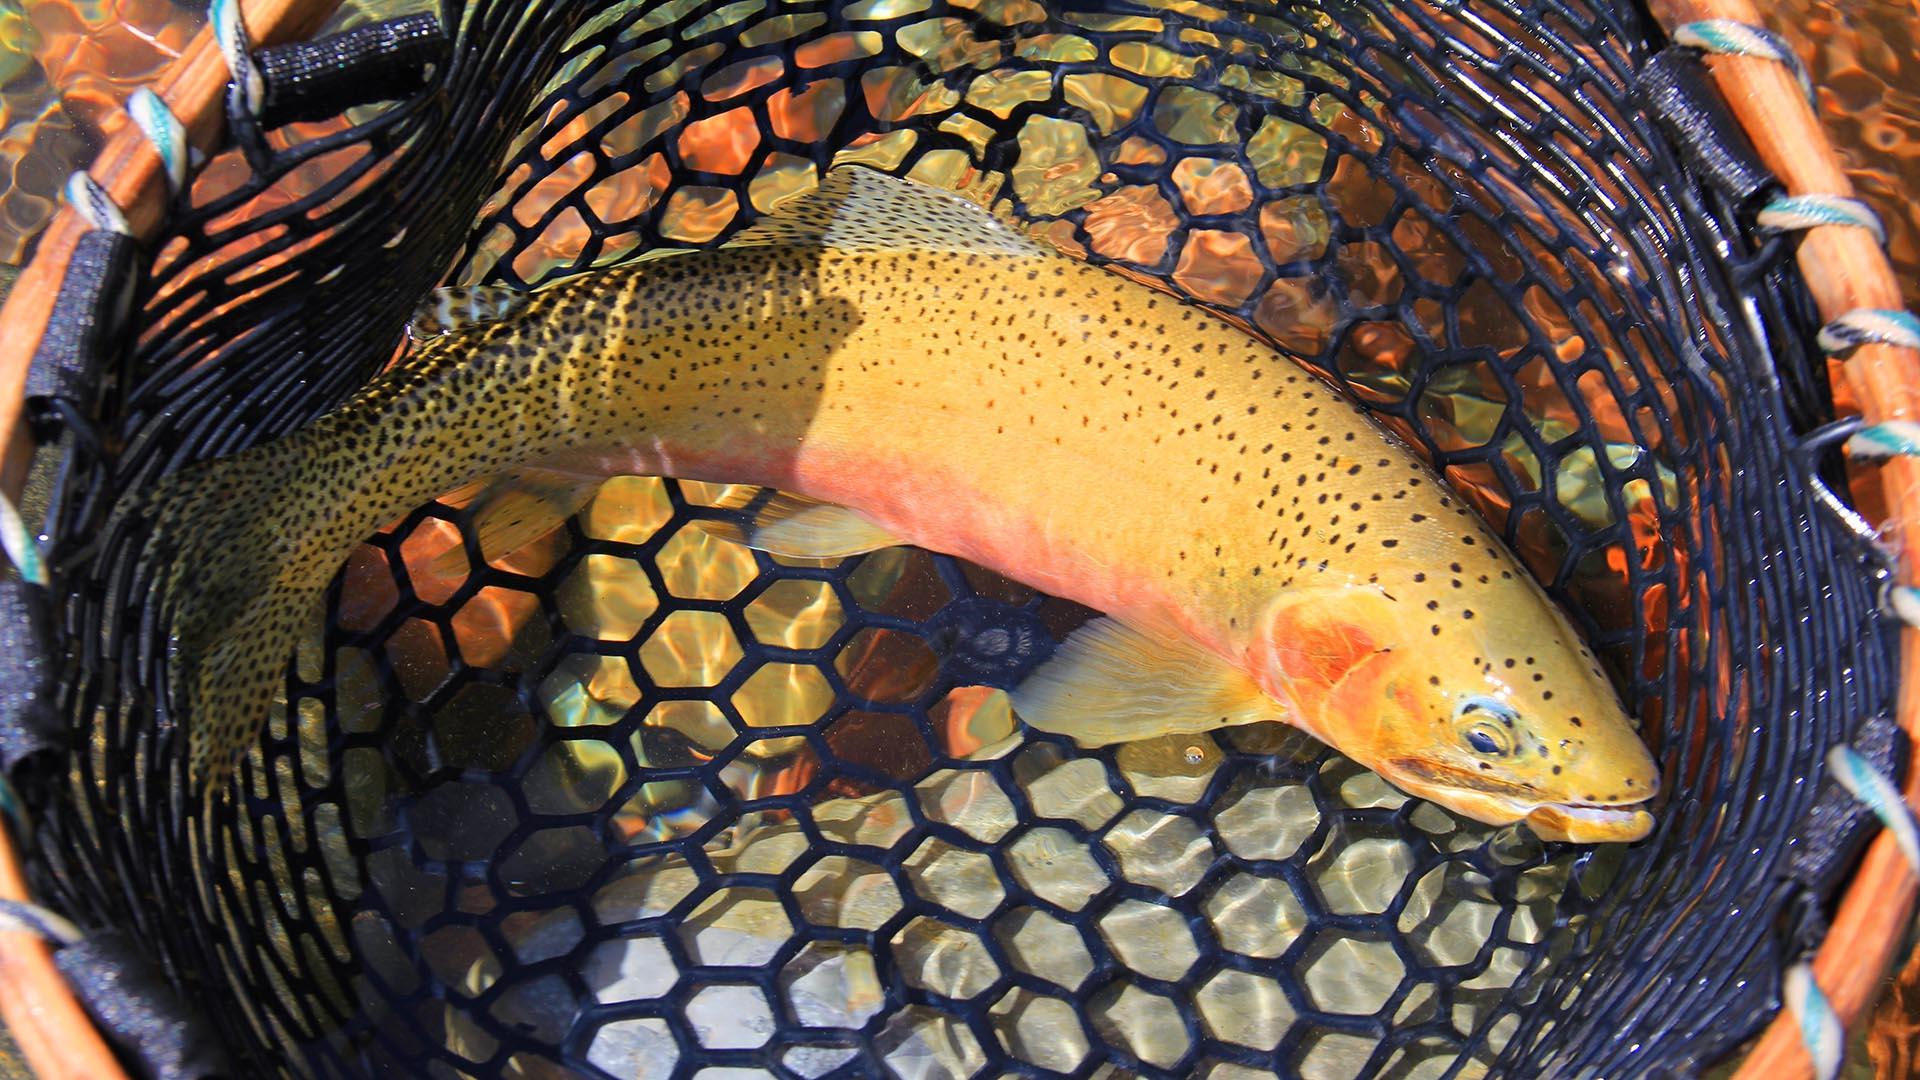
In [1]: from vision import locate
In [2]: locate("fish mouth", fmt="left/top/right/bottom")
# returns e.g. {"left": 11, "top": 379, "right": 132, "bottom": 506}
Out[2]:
{"left": 1521, "top": 801, "right": 1655, "bottom": 844}
{"left": 1380, "top": 759, "right": 1655, "bottom": 844}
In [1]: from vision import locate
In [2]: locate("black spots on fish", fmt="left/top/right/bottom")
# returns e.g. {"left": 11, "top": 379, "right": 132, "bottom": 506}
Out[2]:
{"left": 1552, "top": 765, "right": 1564, "bottom": 775}
{"left": 1568, "top": 714, "right": 1580, "bottom": 726}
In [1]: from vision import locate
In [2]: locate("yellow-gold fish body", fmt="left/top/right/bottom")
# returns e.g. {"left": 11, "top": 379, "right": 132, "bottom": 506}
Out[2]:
{"left": 140, "top": 167, "right": 1657, "bottom": 841}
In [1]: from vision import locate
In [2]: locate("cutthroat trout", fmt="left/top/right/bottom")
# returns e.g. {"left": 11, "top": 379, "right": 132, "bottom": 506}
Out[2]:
{"left": 144, "top": 167, "right": 1658, "bottom": 841}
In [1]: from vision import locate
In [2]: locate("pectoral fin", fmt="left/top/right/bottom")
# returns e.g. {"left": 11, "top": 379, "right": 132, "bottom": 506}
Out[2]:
{"left": 1010, "top": 617, "right": 1282, "bottom": 746}
{"left": 692, "top": 493, "right": 905, "bottom": 559}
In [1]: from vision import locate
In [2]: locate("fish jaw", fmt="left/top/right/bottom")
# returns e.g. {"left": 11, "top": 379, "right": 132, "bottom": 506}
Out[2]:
{"left": 1380, "top": 757, "right": 1655, "bottom": 842}
{"left": 1523, "top": 803, "right": 1656, "bottom": 844}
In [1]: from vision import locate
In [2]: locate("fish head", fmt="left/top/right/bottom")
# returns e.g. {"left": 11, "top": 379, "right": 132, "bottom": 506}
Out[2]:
{"left": 1255, "top": 576, "right": 1658, "bottom": 843}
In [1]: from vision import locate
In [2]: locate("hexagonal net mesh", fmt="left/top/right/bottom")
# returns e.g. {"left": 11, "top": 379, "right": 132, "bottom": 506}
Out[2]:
{"left": 17, "top": 0, "right": 1902, "bottom": 1076}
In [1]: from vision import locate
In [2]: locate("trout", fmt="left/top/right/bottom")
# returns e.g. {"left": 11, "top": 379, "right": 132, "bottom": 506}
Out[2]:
{"left": 144, "top": 167, "right": 1658, "bottom": 841}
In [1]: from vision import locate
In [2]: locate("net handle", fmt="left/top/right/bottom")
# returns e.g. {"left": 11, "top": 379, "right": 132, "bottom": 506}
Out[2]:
{"left": 1646, "top": 0, "right": 1920, "bottom": 1075}
{"left": 0, "top": 2, "right": 343, "bottom": 1076}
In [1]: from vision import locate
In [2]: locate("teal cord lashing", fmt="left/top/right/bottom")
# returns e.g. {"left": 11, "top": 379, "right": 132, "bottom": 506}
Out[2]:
{"left": 0, "top": 898, "right": 81, "bottom": 947}
{"left": 61, "top": 171, "right": 127, "bottom": 236}
{"left": 1819, "top": 309, "right": 1920, "bottom": 355}
{"left": 1771, "top": 746, "right": 1920, "bottom": 1078}
{"left": 1671, "top": 21, "right": 1920, "bottom": 360}
{"left": 1758, "top": 194, "right": 1887, "bottom": 246}
{"left": 211, "top": 0, "right": 265, "bottom": 116}
{"left": 128, "top": 87, "right": 191, "bottom": 195}
{"left": 0, "top": 490, "right": 45, "bottom": 588}
{"left": 1672, "top": 19, "right": 1814, "bottom": 100}
{"left": 1784, "top": 962, "right": 1844, "bottom": 1080}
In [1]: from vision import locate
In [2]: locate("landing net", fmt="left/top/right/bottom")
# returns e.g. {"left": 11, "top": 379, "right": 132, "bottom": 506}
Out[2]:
{"left": 20, "top": 0, "right": 1900, "bottom": 1075}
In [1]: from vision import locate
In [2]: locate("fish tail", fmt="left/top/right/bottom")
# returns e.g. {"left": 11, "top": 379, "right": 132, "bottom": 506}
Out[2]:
{"left": 136, "top": 445, "right": 315, "bottom": 787}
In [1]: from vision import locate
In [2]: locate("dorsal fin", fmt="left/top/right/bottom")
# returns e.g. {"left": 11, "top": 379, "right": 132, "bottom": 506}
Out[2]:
{"left": 408, "top": 283, "right": 533, "bottom": 341}
{"left": 724, "top": 166, "right": 1045, "bottom": 257}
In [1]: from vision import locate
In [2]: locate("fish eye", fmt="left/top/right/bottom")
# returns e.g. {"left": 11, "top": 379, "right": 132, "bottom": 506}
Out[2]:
{"left": 1464, "top": 723, "right": 1510, "bottom": 756}
{"left": 1453, "top": 696, "right": 1517, "bottom": 756}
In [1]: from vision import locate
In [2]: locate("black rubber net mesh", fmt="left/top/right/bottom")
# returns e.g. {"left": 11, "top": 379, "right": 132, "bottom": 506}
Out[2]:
{"left": 15, "top": 0, "right": 1903, "bottom": 1076}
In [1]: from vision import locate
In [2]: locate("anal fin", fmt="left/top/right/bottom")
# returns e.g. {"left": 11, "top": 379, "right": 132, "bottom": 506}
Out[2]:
{"left": 1009, "top": 617, "right": 1283, "bottom": 747}
{"left": 692, "top": 492, "right": 905, "bottom": 559}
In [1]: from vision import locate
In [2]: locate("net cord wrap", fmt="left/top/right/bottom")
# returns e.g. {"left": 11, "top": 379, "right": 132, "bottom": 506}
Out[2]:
{"left": 1758, "top": 194, "right": 1888, "bottom": 246}
{"left": 1636, "top": 49, "right": 1774, "bottom": 207}
{"left": 1, "top": 884, "right": 229, "bottom": 1077}
{"left": 25, "top": 229, "right": 139, "bottom": 464}
{"left": 125, "top": 89, "right": 190, "bottom": 197}
{"left": 212, "top": 0, "right": 266, "bottom": 118}
{"left": 0, "top": 491, "right": 43, "bottom": 587}
{"left": 0, "top": 897, "right": 82, "bottom": 947}
{"left": 61, "top": 174, "right": 127, "bottom": 238}
{"left": 1673, "top": 19, "right": 1814, "bottom": 99}
{"left": 1787, "top": 963, "right": 1846, "bottom": 1080}
{"left": 252, "top": 14, "right": 449, "bottom": 129}
{"left": 0, "top": 575, "right": 60, "bottom": 775}
{"left": 1819, "top": 311, "right": 1920, "bottom": 355}
{"left": 1829, "top": 745, "right": 1920, "bottom": 875}
{"left": 52, "top": 931, "right": 233, "bottom": 1079}
{"left": 0, "top": 811, "right": 121, "bottom": 1080}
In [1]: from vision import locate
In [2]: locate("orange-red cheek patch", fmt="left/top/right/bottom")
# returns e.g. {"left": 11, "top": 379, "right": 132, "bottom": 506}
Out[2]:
{"left": 1272, "top": 617, "right": 1380, "bottom": 691}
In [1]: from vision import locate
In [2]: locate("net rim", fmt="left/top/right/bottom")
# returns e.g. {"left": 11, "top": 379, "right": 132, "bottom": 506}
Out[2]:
{"left": 1641, "top": 0, "right": 1920, "bottom": 1074}
{"left": 0, "top": 0, "right": 1910, "bottom": 1076}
